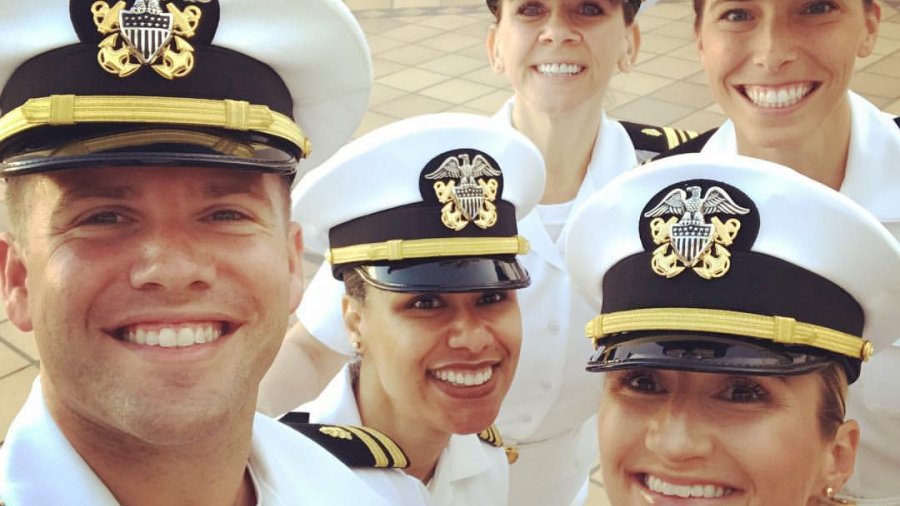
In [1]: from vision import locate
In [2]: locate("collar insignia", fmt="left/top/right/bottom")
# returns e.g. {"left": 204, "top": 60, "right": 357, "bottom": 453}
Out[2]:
{"left": 91, "top": 0, "right": 202, "bottom": 79}
{"left": 424, "top": 152, "right": 501, "bottom": 231}
{"left": 643, "top": 184, "right": 749, "bottom": 279}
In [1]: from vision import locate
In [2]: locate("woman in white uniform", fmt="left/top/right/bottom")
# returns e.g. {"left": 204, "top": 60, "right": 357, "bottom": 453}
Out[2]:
{"left": 258, "top": 1, "right": 703, "bottom": 504}
{"left": 566, "top": 154, "right": 900, "bottom": 505}
{"left": 282, "top": 113, "right": 545, "bottom": 505}
{"left": 656, "top": 1, "right": 900, "bottom": 502}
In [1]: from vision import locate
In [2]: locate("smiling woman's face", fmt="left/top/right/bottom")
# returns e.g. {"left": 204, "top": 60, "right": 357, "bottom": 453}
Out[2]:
{"left": 597, "top": 368, "right": 859, "bottom": 505}
{"left": 694, "top": 0, "right": 879, "bottom": 150}
{"left": 348, "top": 285, "right": 522, "bottom": 437}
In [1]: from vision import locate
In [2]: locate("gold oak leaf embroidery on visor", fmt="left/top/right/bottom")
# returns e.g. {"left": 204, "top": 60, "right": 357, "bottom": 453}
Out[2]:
{"left": 424, "top": 153, "right": 501, "bottom": 231}
{"left": 643, "top": 185, "right": 749, "bottom": 280}
{"left": 92, "top": 0, "right": 202, "bottom": 79}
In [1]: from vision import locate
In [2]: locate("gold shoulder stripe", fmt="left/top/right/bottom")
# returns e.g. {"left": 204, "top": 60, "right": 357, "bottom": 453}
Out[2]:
{"left": 344, "top": 426, "right": 409, "bottom": 469}
{"left": 478, "top": 424, "right": 503, "bottom": 447}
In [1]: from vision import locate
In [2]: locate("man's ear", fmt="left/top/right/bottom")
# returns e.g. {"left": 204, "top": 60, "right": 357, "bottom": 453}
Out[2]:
{"left": 286, "top": 223, "right": 304, "bottom": 312}
{"left": 0, "top": 233, "right": 33, "bottom": 332}
{"left": 486, "top": 24, "right": 505, "bottom": 73}
{"left": 617, "top": 22, "right": 642, "bottom": 73}
{"left": 824, "top": 419, "right": 860, "bottom": 497}
{"left": 857, "top": 2, "right": 881, "bottom": 58}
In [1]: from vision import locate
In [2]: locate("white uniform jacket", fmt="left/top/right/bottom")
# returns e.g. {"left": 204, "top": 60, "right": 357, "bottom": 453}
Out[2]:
{"left": 702, "top": 91, "right": 900, "bottom": 504}
{"left": 297, "top": 97, "right": 640, "bottom": 505}
{"left": 0, "top": 380, "right": 403, "bottom": 506}
{"left": 299, "top": 364, "right": 507, "bottom": 506}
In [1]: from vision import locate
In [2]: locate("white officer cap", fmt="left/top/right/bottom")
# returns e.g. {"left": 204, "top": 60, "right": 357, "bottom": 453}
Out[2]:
{"left": 566, "top": 153, "right": 900, "bottom": 383}
{"left": 0, "top": 0, "right": 371, "bottom": 178}
{"left": 294, "top": 112, "right": 545, "bottom": 293}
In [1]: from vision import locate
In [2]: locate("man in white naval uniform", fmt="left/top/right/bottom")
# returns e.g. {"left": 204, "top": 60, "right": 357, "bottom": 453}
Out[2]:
{"left": 0, "top": 0, "right": 424, "bottom": 504}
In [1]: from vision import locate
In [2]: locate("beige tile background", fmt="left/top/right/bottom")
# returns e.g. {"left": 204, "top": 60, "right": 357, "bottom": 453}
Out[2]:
{"left": 2, "top": 0, "right": 899, "bottom": 503}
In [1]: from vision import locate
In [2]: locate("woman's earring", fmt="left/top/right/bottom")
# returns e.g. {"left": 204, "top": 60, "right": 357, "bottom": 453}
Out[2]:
{"left": 825, "top": 487, "right": 835, "bottom": 498}
{"left": 351, "top": 340, "right": 361, "bottom": 352}
{"left": 821, "top": 486, "right": 853, "bottom": 504}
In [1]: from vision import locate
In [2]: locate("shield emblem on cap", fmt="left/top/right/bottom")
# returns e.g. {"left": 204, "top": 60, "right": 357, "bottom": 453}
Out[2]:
{"left": 119, "top": 4, "right": 173, "bottom": 64}
{"left": 670, "top": 221, "right": 714, "bottom": 266}
{"left": 452, "top": 180, "right": 484, "bottom": 221}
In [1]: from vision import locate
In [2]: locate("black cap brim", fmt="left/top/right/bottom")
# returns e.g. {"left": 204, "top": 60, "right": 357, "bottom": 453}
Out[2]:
{"left": 587, "top": 331, "right": 856, "bottom": 380}
{"left": 0, "top": 124, "right": 299, "bottom": 177}
{"left": 354, "top": 257, "right": 530, "bottom": 293}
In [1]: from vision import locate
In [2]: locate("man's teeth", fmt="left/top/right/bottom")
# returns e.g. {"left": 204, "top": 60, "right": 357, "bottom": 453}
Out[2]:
{"left": 432, "top": 367, "right": 493, "bottom": 387}
{"left": 645, "top": 475, "right": 732, "bottom": 499}
{"left": 744, "top": 83, "right": 813, "bottom": 108}
{"left": 537, "top": 63, "right": 583, "bottom": 75}
{"left": 124, "top": 325, "right": 222, "bottom": 348}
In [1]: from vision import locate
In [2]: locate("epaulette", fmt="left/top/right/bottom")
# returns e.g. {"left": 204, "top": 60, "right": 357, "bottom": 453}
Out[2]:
{"left": 620, "top": 121, "right": 699, "bottom": 162}
{"left": 651, "top": 127, "right": 718, "bottom": 161}
{"left": 479, "top": 424, "right": 519, "bottom": 464}
{"left": 280, "top": 413, "right": 409, "bottom": 469}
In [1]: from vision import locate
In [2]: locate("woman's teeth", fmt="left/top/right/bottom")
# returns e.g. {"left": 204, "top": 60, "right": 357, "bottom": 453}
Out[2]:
{"left": 431, "top": 367, "right": 493, "bottom": 387}
{"left": 743, "top": 83, "right": 814, "bottom": 109}
{"left": 645, "top": 474, "right": 734, "bottom": 499}
{"left": 537, "top": 63, "right": 583, "bottom": 75}
{"left": 123, "top": 324, "right": 222, "bottom": 348}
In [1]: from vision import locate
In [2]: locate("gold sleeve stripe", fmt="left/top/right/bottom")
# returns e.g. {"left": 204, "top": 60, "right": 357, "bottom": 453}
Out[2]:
{"left": 0, "top": 94, "right": 310, "bottom": 156}
{"left": 326, "top": 235, "right": 530, "bottom": 265}
{"left": 357, "top": 426, "right": 409, "bottom": 469}
{"left": 585, "top": 308, "right": 872, "bottom": 360}
{"left": 342, "top": 426, "right": 390, "bottom": 468}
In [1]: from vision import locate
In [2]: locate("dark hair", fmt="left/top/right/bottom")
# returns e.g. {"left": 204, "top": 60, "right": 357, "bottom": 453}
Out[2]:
{"left": 492, "top": 0, "right": 639, "bottom": 26}
{"left": 342, "top": 268, "right": 368, "bottom": 302}
{"left": 692, "top": 0, "right": 875, "bottom": 30}
{"left": 816, "top": 362, "right": 849, "bottom": 439}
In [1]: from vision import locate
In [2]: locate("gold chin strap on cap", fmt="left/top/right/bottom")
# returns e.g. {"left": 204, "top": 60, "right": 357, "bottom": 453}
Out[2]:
{"left": 584, "top": 307, "right": 873, "bottom": 361}
{"left": 326, "top": 235, "right": 530, "bottom": 265}
{"left": 0, "top": 94, "right": 311, "bottom": 157}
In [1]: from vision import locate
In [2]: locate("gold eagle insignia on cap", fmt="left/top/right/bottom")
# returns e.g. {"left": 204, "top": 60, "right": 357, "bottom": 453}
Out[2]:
{"left": 424, "top": 153, "right": 501, "bottom": 231}
{"left": 643, "top": 185, "right": 749, "bottom": 280}
{"left": 91, "top": 0, "right": 202, "bottom": 79}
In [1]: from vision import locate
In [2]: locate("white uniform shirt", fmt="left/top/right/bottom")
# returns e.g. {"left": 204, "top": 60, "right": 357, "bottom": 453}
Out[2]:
{"left": 703, "top": 91, "right": 900, "bottom": 504}
{"left": 300, "top": 364, "right": 507, "bottom": 506}
{"left": 296, "top": 97, "right": 640, "bottom": 505}
{"left": 0, "top": 380, "right": 403, "bottom": 506}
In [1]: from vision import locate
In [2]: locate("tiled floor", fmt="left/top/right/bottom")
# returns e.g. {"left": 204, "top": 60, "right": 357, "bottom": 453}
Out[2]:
{"left": 2, "top": 1, "right": 899, "bottom": 504}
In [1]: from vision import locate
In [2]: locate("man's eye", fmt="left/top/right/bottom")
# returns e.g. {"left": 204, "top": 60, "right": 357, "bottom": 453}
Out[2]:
{"left": 207, "top": 209, "right": 249, "bottom": 222}
{"left": 80, "top": 211, "right": 127, "bottom": 225}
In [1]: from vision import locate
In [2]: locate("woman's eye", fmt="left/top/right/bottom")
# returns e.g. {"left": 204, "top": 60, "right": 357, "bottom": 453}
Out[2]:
{"left": 411, "top": 296, "right": 443, "bottom": 310}
{"left": 721, "top": 9, "right": 752, "bottom": 22}
{"left": 720, "top": 379, "right": 768, "bottom": 403}
{"left": 477, "top": 292, "right": 506, "bottom": 305}
{"left": 518, "top": 1, "right": 546, "bottom": 16}
{"left": 621, "top": 371, "right": 665, "bottom": 394}
{"left": 804, "top": 1, "right": 837, "bottom": 15}
{"left": 578, "top": 2, "right": 604, "bottom": 15}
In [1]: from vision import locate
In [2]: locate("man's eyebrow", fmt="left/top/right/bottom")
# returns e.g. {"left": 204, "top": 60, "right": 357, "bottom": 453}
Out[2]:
{"left": 57, "top": 184, "right": 138, "bottom": 205}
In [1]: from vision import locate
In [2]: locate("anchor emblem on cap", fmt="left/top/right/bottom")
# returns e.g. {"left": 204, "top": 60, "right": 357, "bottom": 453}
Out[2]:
{"left": 643, "top": 185, "right": 749, "bottom": 279}
{"left": 424, "top": 153, "right": 501, "bottom": 231}
{"left": 91, "top": 0, "right": 202, "bottom": 79}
